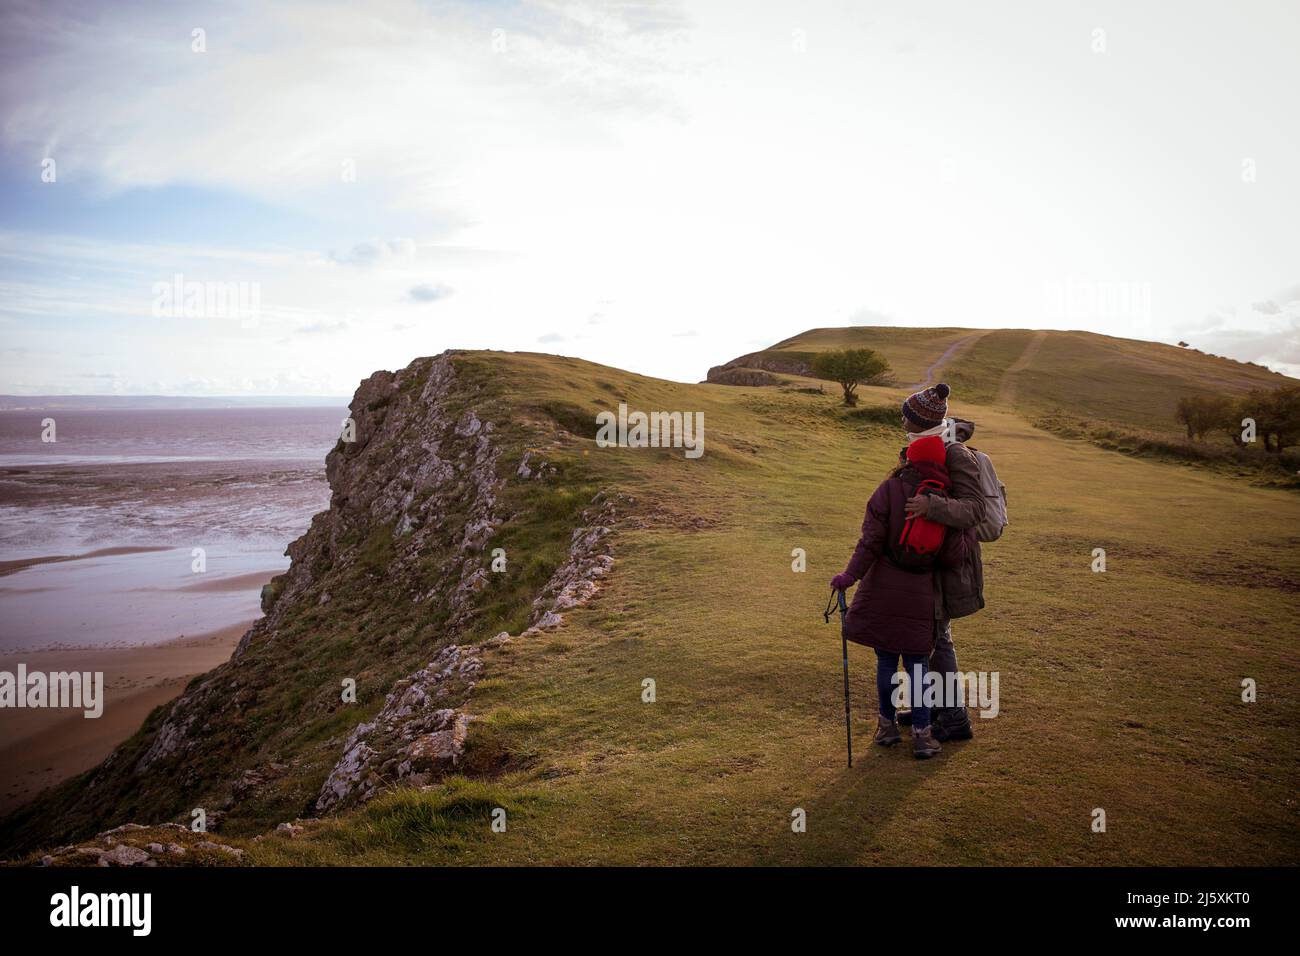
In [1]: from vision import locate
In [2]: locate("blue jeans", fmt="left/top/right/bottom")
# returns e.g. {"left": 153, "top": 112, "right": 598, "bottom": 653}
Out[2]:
{"left": 875, "top": 651, "right": 931, "bottom": 729}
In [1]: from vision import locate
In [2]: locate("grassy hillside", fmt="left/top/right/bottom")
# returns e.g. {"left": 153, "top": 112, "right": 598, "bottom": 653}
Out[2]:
{"left": 260, "top": 356, "right": 1300, "bottom": 864}
{"left": 945, "top": 329, "right": 1291, "bottom": 436}
{"left": 728, "top": 326, "right": 1291, "bottom": 441}
{"left": 7, "top": 344, "right": 1299, "bottom": 866}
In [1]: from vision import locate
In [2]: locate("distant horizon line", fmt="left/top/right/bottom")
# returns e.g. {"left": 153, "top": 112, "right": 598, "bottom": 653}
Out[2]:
{"left": 0, "top": 394, "right": 351, "bottom": 410}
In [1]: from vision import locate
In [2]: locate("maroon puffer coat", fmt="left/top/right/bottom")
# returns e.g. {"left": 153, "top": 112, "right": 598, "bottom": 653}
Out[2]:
{"left": 839, "top": 466, "right": 970, "bottom": 654}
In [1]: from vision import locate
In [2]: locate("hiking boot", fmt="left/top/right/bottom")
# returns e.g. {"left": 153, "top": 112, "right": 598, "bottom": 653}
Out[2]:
{"left": 874, "top": 717, "right": 902, "bottom": 746}
{"left": 912, "top": 725, "right": 942, "bottom": 759}
{"left": 895, "top": 708, "right": 914, "bottom": 727}
{"left": 931, "top": 707, "right": 973, "bottom": 742}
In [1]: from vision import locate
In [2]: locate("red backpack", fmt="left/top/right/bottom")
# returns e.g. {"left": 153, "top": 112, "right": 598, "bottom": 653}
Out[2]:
{"left": 894, "top": 436, "right": 951, "bottom": 569}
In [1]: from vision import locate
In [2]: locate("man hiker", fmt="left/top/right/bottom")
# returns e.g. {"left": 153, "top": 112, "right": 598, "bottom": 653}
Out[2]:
{"left": 899, "top": 383, "right": 986, "bottom": 741}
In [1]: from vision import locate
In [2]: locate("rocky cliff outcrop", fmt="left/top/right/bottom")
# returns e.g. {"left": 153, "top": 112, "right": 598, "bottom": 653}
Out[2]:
{"left": 29, "top": 823, "right": 246, "bottom": 867}
{"left": 134, "top": 353, "right": 508, "bottom": 776}
{"left": 706, "top": 349, "right": 816, "bottom": 384}
{"left": 314, "top": 643, "right": 481, "bottom": 813}
{"left": 1, "top": 350, "right": 618, "bottom": 855}
{"left": 705, "top": 367, "right": 783, "bottom": 387}
{"left": 314, "top": 493, "right": 616, "bottom": 812}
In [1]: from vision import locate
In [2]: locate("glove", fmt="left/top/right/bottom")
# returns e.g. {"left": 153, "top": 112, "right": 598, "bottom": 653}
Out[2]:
{"left": 830, "top": 572, "right": 855, "bottom": 591}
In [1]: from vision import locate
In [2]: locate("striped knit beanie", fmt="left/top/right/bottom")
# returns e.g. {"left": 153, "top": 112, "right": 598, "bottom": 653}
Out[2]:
{"left": 902, "top": 382, "right": 950, "bottom": 429}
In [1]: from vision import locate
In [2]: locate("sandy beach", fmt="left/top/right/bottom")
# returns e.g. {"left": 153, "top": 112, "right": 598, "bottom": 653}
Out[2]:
{"left": 0, "top": 407, "right": 339, "bottom": 819}
{"left": 0, "top": 620, "right": 250, "bottom": 816}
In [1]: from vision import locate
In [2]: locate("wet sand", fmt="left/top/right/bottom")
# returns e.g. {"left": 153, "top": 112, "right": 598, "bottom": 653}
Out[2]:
{"left": 0, "top": 409, "right": 338, "bottom": 818}
{"left": 0, "top": 546, "right": 174, "bottom": 578}
{"left": 0, "top": 621, "right": 250, "bottom": 817}
{"left": 0, "top": 548, "right": 283, "bottom": 652}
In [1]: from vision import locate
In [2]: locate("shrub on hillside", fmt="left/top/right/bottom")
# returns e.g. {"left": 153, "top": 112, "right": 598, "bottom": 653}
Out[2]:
{"left": 1175, "top": 395, "right": 1232, "bottom": 440}
{"left": 811, "top": 348, "right": 890, "bottom": 406}
{"left": 1042, "top": 412, "right": 1300, "bottom": 488}
{"left": 846, "top": 404, "right": 900, "bottom": 425}
{"left": 1178, "top": 384, "right": 1300, "bottom": 452}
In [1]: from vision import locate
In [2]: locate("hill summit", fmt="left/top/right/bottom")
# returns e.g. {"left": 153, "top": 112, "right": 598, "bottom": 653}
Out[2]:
{"left": 709, "top": 326, "right": 1291, "bottom": 437}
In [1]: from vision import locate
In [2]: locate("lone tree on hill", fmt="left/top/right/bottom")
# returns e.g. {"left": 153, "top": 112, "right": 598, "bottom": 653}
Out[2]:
{"left": 811, "top": 348, "right": 890, "bottom": 406}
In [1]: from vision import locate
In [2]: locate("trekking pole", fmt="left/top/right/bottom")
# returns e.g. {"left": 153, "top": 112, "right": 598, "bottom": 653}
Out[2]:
{"left": 824, "top": 588, "right": 852, "bottom": 767}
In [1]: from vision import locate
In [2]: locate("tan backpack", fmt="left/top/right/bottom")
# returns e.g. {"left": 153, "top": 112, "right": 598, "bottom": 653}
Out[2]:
{"left": 969, "top": 448, "right": 1008, "bottom": 542}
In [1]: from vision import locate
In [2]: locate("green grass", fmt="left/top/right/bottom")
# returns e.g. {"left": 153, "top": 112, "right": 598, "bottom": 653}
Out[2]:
{"left": 1033, "top": 413, "right": 1300, "bottom": 488}
{"left": 248, "top": 779, "right": 541, "bottom": 865}
{"left": 749, "top": 325, "right": 1291, "bottom": 440}
{"left": 263, "top": 352, "right": 1299, "bottom": 865}
{"left": 942, "top": 329, "right": 1038, "bottom": 404}
{"left": 950, "top": 329, "right": 1289, "bottom": 437}
{"left": 7, "top": 341, "right": 1298, "bottom": 866}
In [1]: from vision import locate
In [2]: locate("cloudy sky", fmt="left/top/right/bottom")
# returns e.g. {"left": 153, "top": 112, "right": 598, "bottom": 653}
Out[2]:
{"left": 1, "top": 0, "right": 1297, "bottom": 395}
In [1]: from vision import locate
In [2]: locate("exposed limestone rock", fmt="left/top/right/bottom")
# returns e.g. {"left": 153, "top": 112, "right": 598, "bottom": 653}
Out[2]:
{"left": 457, "top": 567, "right": 490, "bottom": 601}
{"left": 315, "top": 644, "right": 484, "bottom": 812}
{"left": 706, "top": 366, "right": 783, "bottom": 387}
{"left": 31, "top": 825, "right": 229, "bottom": 867}
{"left": 196, "top": 841, "right": 244, "bottom": 859}
{"left": 531, "top": 611, "right": 564, "bottom": 632}
{"left": 232, "top": 762, "right": 288, "bottom": 801}
{"left": 455, "top": 410, "right": 482, "bottom": 437}
{"left": 100, "top": 823, "right": 149, "bottom": 836}
{"left": 706, "top": 350, "right": 813, "bottom": 382}
{"left": 243, "top": 353, "right": 506, "bottom": 651}
{"left": 100, "top": 844, "right": 151, "bottom": 866}
{"left": 315, "top": 493, "right": 620, "bottom": 814}
{"left": 134, "top": 713, "right": 197, "bottom": 773}
{"left": 527, "top": 496, "right": 616, "bottom": 630}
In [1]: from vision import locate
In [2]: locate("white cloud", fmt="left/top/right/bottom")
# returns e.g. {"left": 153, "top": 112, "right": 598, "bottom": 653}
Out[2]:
{"left": 331, "top": 239, "right": 418, "bottom": 268}
{"left": 1, "top": 1, "right": 1298, "bottom": 392}
{"left": 296, "top": 319, "right": 350, "bottom": 335}
{"left": 0, "top": 0, "right": 692, "bottom": 220}
{"left": 407, "top": 283, "right": 454, "bottom": 303}
{"left": 1187, "top": 285, "right": 1300, "bottom": 376}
